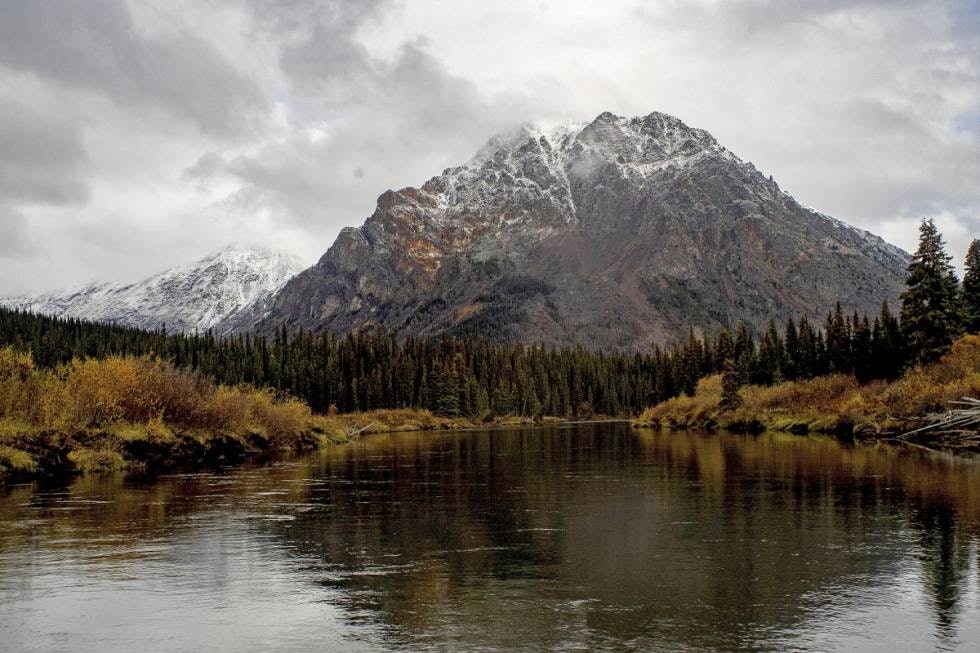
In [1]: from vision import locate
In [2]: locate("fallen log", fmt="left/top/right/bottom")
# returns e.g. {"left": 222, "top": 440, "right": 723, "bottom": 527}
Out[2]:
{"left": 899, "top": 397, "right": 980, "bottom": 442}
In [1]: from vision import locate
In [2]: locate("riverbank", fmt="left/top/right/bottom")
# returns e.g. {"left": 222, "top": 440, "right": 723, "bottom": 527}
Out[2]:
{"left": 0, "top": 406, "right": 603, "bottom": 483}
{"left": 0, "top": 345, "right": 608, "bottom": 483}
{"left": 634, "top": 335, "right": 980, "bottom": 449}
{"left": 0, "top": 409, "right": 491, "bottom": 482}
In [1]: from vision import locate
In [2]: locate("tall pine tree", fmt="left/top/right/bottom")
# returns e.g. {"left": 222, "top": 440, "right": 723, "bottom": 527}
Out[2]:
{"left": 961, "top": 239, "right": 980, "bottom": 333}
{"left": 900, "top": 218, "right": 962, "bottom": 363}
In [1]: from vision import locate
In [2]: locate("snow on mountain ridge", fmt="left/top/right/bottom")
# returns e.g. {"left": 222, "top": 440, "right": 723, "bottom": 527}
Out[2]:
{"left": 0, "top": 245, "right": 304, "bottom": 333}
{"left": 241, "top": 109, "right": 911, "bottom": 349}
{"left": 346, "top": 110, "right": 908, "bottom": 281}
{"left": 371, "top": 111, "right": 753, "bottom": 260}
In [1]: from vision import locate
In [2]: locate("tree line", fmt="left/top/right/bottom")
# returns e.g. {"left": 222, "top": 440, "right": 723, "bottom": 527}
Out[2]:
{"left": 0, "top": 219, "right": 976, "bottom": 418}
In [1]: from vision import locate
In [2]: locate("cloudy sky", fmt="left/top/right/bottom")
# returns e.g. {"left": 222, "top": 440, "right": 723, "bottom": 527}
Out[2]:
{"left": 0, "top": 0, "right": 977, "bottom": 296}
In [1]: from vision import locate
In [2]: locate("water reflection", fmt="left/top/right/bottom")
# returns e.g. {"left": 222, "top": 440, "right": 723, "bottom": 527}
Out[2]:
{"left": 2, "top": 425, "right": 980, "bottom": 651}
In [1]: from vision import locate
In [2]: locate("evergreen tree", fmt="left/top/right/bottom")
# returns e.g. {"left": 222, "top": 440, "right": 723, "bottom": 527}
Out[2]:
{"left": 900, "top": 218, "right": 963, "bottom": 363}
{"left": 824, "top": 304, "right": 851, "bottom": 373}
{"left": 720, "top": 358, "right": 743, "bottom": 411}
{"left": 715, "top": 328, "right": 735, "bottom": 364}
{"left": 427, "top": 361, "right": 460, "bottom": 416}
{"left": 783, "top": 318, "right": 800, "bottom": 380}
{"left": 852, "top": 316, "right": 874, "bottom": 382}
{"left": 796, "top": 316, "right": 818, "bottom": 379}
{"left": 961, "top": 239, "right": 980, "bottom": 333}
{"left": 679, "top": 328, "right": 701, "bottom": 396}
{"left": 733, "top": 321, "right": 754, "bottom": 384}
{"left": 752, "top": 319, "right": 786, "bottom": 385}
{"left": 871, "top": 302, "right": 904, "bottom": 379}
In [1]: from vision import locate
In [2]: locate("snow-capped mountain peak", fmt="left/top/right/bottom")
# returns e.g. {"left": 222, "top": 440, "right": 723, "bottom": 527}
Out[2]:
{"left": 240, "top": 109, "right": 910, "bottom": 349}
{"left": 1, "top": 245, "right": 305, "bottom": 333}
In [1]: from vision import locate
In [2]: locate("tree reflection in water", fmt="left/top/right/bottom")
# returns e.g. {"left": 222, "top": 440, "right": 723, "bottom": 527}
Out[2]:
{"left": 2, "top": 425, "right": 980, "bottom": 651}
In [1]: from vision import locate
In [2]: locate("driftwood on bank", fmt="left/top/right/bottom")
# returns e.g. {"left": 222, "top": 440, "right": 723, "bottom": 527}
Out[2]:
{"left": 344, "top": 422, "right": 376, "bottom": 438}
{"left": 898, "top": 397, "right": 980, "bottom": 443}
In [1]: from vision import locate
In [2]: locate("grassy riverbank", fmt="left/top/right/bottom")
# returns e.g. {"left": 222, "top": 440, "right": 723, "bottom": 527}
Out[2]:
{"left": 634, "top": 335, "right": 980, "bottom": 446}
{"left": 0, "top": 347, "right": 331, "bottom": 482}
{"left": 0, "top": 346, "right": 568, "bottom": 483}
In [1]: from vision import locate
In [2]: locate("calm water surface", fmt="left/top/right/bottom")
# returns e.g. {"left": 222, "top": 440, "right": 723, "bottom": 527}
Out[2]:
{"left": 2, "top": 424, "right": 980, "bottom": 652}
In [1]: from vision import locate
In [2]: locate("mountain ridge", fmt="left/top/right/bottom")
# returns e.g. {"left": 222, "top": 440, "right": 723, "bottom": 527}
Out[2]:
{"left": 225, "top": 110, "right": 909, "bottom": 349}
{"left": 1, "top": 244, "right": 304, "bottom": 333}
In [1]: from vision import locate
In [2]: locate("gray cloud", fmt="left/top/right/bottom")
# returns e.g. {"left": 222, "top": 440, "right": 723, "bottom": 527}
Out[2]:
{"left": 0, "top": 206, "right": 33, "bottom": 260}
{"left": 0, "top": 95, "right": 88, "bottom": 204}
{"left": 0, "top": 0, "right": 978, "bottom": 295}
{"left": 628, "top": 0, "right": 979, "bottom": 261}
{"left": 188, "top": 1, "right": 530, "bottom": 232}
{"left": 0, "top": 0, "right": 266, "bottom": 136}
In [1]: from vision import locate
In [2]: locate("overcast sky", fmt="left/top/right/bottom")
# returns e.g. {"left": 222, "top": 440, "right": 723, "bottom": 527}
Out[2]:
{"left": 0, "top": 0, "right": 977, "bottom": 295}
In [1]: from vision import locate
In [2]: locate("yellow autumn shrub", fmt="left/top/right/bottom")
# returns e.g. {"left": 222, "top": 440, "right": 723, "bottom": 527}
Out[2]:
{"left": 636, "top": 334, "right": 980, "bottom": 434}
{"left": 65, "top": 356, "right": 143, "bottom": 427}
{"left": 0, "top": 347, "right": 38, "bottom": 420}
{"left": 244, "top": 389, "right": 312, "bottom": 443}
{"left": 638, "top": 375, "right": 722, "bottom": 425}
{"left": 0, "top": 445, "right": 37, "bottom": 474}
{"left": 203, "top": 385, "right": 255, "bottom": 433}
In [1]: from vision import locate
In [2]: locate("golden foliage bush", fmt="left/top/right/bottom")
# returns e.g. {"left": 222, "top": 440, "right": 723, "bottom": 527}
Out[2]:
{"left": 203, "top": 386, "right": 255, "bottom": 433}
{"left": 740, "top": 374, "right": 859, "bottom": 413}
{"left": 315, "top": 407, "right": 477, "bottom": 442}
{"left": 639, "top": 375, "right": 722, "bottom": 426}
{"left": 65, "top": 355, "right": 142, "bottom": 426}
{"left": 0, "top": 349, "right": 71, "bottom": 429}
{"left": 0, "top": 346, "right": 321, "bottom": 463}
{"left": 67, "top": 448, "right": 127, "bottom": 473}
{"left": 637, "top": 334, "right": 980, "bottom": 435}
{"left": 0, "top": 444, "right": 37, "bottom": 474}
{"left": 872, "top": 336, "right": 980, "bottom": 417}
{"left": 199, "top": 386, "right": 312, "bottom": 444}
{"left": 234, "top": 389, "right": 312, "bottom": 444}
{"left": 64, "top": 356, "right": 212, "bottom": 427}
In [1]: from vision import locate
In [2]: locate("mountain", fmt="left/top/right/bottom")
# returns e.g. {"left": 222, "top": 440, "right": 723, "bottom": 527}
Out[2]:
{"left": 1, "top": 245, "right": 304, "bottom": 333}
{"left": 225, "top": 111, "right": 910, "bottom": 349}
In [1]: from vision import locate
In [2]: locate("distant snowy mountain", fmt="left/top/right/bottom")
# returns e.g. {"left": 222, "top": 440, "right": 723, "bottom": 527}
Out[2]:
{"left": 1, "top": 245, "right": 304, "bottom": 333}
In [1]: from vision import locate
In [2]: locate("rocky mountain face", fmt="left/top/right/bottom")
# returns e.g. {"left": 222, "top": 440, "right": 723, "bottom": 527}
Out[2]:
{"left": 2, "top": 245, "right": 303, "bottom": 333}
{"left": 226, "top": 111, "right": 910, "bottom": 349}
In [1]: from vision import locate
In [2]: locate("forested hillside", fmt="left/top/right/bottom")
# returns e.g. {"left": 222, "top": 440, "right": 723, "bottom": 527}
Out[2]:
{"left": 0, "top": 302, "right": 910, "bottom": 419}
{"left": 2, "top": 220, "right": 972, "bottom": 420}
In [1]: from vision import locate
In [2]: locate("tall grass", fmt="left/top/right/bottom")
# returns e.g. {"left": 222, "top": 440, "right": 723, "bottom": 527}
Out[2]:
{"left": 0, "top": 348, "right": 319, "bottom": 478}
{"left": 0, "top": 346, "right": 495, "bottom": 480}
{"left": 636, "top": 334, "right": 980, "bottom": 437}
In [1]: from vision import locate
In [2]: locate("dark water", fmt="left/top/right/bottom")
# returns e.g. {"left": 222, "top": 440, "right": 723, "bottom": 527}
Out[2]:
{"left": 2, "top": 425, "right": 980, "bottom": 652}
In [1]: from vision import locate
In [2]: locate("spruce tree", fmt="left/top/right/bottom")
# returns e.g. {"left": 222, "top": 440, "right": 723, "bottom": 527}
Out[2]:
{"left": 715, "top": 328, "right": 735, "bottom": 364}
{"left": 900, "top": 218, "right": 963, "bottom": 362}
{"left": 679, "top": 329, "right": 701, "bottom": 396}
{"left": 824, "top": 304, "right": 851, "bottom": 373}
{"left": 720, "top": 358, "right": 743, "bottom": 411}
{"left": 733, "top": 321, "right": 754, "bottom": 384}
{"left": 783, "top": 318, "right": 799, "bottom": 380}
{"left": 853, "top": 316, "right": 873, "bottom": 382}
{"left": 872, "top": 301, "right": 904, "bottom": 379}
{"left": 961, "top": 239, "right": 980, "bottom": 333}
{"left": 796, "top": 316, "right": 818, "bottom": 379}
{"left": 751, "top": 323, "right": 778, "bottom": 385}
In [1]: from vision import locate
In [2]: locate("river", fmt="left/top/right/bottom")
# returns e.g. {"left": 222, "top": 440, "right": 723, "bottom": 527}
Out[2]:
{"left": 2, "top": 424, "right": 980, "bottom": 651}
